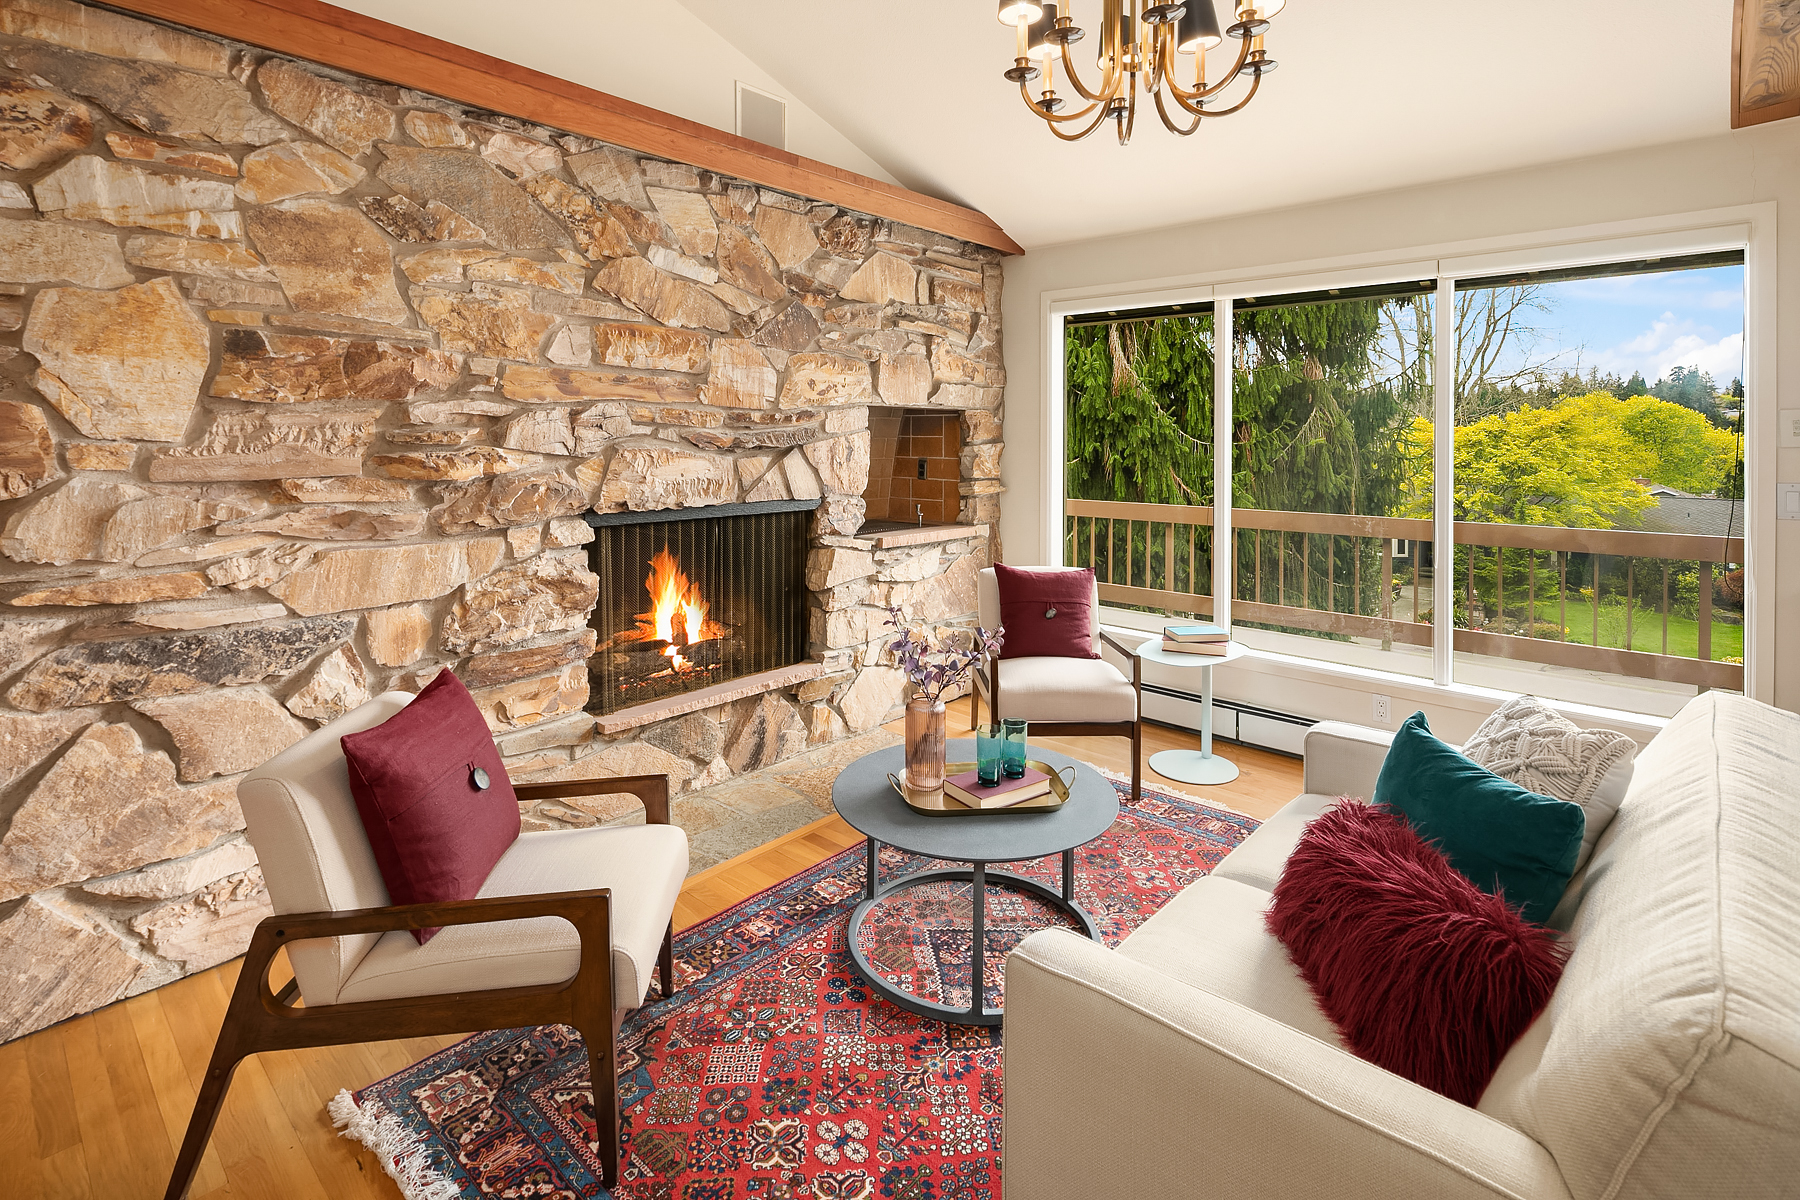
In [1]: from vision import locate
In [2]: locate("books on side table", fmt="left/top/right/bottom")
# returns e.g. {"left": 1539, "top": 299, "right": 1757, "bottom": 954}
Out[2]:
{"left": 1161, "top": 622, "right": 1232, "bottom": 656}
{"left": 944, "top": 766, "right": 1053, "bottom": 809}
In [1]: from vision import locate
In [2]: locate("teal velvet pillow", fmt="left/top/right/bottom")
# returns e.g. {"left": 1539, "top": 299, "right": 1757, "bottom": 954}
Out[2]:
{"left": 1373, "top": 711, "right": 1585, "bottom": 924}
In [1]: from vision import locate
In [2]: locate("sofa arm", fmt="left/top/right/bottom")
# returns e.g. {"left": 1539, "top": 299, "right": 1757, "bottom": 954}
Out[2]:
{"left": 1004, "top": 930, "right": 1570, "bottom": 1200}
{"left": 1303, "top": 720, "right": 1396, "bottom": 798}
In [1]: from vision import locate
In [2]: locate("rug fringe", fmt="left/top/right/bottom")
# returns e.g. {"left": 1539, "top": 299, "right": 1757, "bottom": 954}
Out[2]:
{"left": 1086, "top": 761, "right": 1259, "bottom": 818}
{"left": 329, "top": 1089, "right": 462, "bottom": 1200}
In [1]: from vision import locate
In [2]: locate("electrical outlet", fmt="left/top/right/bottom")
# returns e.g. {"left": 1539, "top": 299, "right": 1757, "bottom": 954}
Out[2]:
{"left": 1372, "top": 693, "right": 1392, "bottom": 725}
{"left": 1779, "top": 483, "right": 1800, "bottom": 520}
{"left": 917, "top": 457, "right": 928, "bottom": 480}
{"left": 1781, "top": 409, "right": 1800, "bottom": 448}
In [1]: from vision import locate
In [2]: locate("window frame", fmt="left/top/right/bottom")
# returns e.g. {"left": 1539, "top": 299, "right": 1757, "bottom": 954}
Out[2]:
{"left": 1042, "top": 206, "right": 1775, "bottom": 711}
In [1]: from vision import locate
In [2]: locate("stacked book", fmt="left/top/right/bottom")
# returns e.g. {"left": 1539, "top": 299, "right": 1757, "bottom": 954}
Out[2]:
{"left": 944, "top": 766, "right": 1054, "bottom": 809}
{"left": 1161, "top": 622, "right": 1232, "bottom": 656}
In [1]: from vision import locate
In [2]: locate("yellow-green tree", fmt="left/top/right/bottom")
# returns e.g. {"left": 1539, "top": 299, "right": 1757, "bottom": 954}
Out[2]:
{"left": 1399, "top": 404, "right": 1650, "bottom": 529}
{"left": 1395, "top": 391, "right": 1736, "bottom": 528}
{"left": 1573, "top": 392, "right": 1738, "bottom": 494}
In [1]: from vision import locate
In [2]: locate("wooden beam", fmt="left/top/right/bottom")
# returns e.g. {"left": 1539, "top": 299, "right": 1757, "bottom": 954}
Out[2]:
{"left": 99, "top": 0, "right": 1026, "bottom": 255}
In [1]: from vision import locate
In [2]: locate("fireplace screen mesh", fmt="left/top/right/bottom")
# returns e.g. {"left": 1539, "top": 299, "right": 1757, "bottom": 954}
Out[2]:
{"left": 588, "top": 506, "right": 810, "bottom": 716}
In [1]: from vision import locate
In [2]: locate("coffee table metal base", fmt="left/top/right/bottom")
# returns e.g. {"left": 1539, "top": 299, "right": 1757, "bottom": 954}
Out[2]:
{"left": 846, "top": 840, "right": 1102, "bottom": 1026}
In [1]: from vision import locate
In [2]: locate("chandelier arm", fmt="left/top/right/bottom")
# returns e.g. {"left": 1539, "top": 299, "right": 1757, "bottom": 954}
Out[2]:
{"left": 1152, "top": 83, "right": 1204, "bottom": 135}
{"left": 1058, "top": 36, "right": 1122, "bottom": 103}
{"left": 1145, "top": 26, "right": 1164, "bottom": 95}
{"left": 1162, "top": 35, "right": 1255, "bottom": 102}
{"left": 1188, "top": 68, "right": 1264, "bottom": 117}
{"left": 1121, "top": 83, "right": 1137, "bottom": 144}
{"left": 1017, "top": 80, "right": 1105, "bottom": 124}
{"left": 1046, "top": 98, "right": 1119, "bottom": 141}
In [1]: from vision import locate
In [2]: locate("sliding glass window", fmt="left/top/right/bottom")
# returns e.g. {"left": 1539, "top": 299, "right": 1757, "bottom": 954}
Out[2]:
{"left": 1226, "top": 282, "right": 1438, "bottom": 677}
{"left": 1445, "top": 254, "right": 1745, "bottom": 715}
{"left": 1061, "top": 251, "right": 1747, "bottom": 717}
{"left": 1063, "top": 304, "right": 1217, "bottom": 620}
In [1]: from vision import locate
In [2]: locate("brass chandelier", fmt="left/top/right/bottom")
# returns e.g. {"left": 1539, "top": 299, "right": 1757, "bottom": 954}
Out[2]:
{"left": 996, "top": 0, "right": 1285, "bottom": 143}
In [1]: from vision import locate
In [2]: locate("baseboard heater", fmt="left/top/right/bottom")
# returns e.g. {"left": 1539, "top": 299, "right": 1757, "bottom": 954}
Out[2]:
{"left": 1139, "top": 680, "right": 1314, "bottom": 759}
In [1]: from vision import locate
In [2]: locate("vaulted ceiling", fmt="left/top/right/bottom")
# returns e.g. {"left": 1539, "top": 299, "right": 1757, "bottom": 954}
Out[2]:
{"left": 674, "top": 0, "right": 1735, "bottom": 249}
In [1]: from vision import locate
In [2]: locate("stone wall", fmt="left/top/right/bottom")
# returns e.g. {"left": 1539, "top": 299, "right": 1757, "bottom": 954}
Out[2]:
{"left": 0, "top": 0, "right": 1004, "bottom": 1042}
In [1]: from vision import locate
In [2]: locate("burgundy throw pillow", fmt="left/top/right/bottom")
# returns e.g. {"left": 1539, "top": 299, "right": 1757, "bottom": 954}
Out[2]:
{"left": 994, "top": 563, "right": 1098, "bottom": 659}
{"left": 1266, "top": 800, "right": 1568, "bottom": 1106}
{"left": 339, "top": 670, "right": 520, "bottom": 944}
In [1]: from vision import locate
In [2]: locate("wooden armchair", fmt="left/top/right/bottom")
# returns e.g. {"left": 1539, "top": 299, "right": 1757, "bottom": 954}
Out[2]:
{"left": 164, "top": 691, "right": 689, "bottom": 1199}
{"left": 972, "top": 567, "right": 1144, "bottom": 801}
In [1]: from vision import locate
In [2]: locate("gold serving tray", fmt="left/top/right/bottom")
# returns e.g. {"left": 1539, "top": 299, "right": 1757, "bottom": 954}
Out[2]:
{"left": 888, "top": 759, "right": 1076, "bottom": 817}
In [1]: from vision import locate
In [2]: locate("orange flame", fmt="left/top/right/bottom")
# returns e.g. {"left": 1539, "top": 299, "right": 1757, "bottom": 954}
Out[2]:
{"left": 640, "top": 548, "right": 711, "bottom": 672}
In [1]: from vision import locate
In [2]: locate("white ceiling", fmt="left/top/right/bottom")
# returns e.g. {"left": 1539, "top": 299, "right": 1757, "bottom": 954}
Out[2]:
{"left": 672, "top": 0, "right": 1736, "bottom": 250}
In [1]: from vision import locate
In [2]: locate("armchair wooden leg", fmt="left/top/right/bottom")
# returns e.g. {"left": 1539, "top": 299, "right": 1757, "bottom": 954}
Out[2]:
{"left": 1131, "top": 721, "right": 1142, "bottom": 803}
{"left": 165, "top": 937, "right": 283, "bottom": 1199}
{"left": 585, "top": 1015, "right": 621, "bottom": 1188}
{"left": 659, "top": 920, "right": 675, "bottom": 999}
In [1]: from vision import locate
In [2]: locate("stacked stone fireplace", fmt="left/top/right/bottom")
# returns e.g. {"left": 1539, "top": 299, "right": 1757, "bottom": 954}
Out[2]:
{"left": 0, "top": 0, "right": 1004, "bottom": 1042}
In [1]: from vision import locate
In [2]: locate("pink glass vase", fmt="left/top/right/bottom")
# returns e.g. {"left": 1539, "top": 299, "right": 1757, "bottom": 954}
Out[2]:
{"left": 903, "top": 695, "right": 948, "bottom": 792}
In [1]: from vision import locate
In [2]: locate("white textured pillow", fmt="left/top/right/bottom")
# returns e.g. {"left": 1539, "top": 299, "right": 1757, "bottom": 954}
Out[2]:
{"left": 1461, "top": 694, "right": 1637, "bottom": 873}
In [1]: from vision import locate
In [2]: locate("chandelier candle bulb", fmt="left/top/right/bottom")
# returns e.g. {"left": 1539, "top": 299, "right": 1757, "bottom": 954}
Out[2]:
{"left": 998, "top": 0, "right": 1045, "bottom": 25}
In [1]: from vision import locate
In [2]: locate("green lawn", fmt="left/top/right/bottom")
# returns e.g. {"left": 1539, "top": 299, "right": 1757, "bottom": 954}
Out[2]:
{"left": 1515, "top": 597, "right": 1743, "bottom": 662}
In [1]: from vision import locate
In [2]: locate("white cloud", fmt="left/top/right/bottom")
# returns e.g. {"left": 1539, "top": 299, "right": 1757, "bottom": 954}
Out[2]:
{"left": 1590, "top": 312, "right": 1744, "bottom": 384}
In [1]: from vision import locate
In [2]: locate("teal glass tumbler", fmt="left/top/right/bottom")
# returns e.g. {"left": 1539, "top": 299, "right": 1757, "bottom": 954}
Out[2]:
{"left": 1001, "top": 718, "right": 1028, "bottom": 779}
{"left": 975, "top": 724, "right": 1004, "bottom": 787}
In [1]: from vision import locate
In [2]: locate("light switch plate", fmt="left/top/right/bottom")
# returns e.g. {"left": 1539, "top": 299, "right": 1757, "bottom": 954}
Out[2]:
{"left": 1779, "top": 483, "right": 1800, "bottom": 520}
{"left": 1781, "top": 409, "right": 1800, "bottom": 447}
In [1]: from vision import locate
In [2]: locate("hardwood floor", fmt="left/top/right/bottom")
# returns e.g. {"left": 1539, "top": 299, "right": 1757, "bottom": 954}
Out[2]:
{"left": 2, "top": 702, "right": 1302, "bottom": 1200}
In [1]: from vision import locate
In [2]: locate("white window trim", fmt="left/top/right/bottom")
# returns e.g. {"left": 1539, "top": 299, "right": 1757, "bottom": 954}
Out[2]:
{"left": 1042, "top": 202, "right": 1777, "bottom": 710}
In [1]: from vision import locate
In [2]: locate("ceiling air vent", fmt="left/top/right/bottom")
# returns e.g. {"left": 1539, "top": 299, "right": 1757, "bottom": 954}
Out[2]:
{"left": 735, "top": 82, "right": 787, "bottom": 151}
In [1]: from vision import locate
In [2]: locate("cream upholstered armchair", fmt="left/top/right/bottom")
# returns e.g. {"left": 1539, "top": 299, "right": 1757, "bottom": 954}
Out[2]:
{"left": 163, "top": 690, "right": 688, "bottom": 1199}
{"left": 973, "top": 566, "right": 1144, "bottom": 800}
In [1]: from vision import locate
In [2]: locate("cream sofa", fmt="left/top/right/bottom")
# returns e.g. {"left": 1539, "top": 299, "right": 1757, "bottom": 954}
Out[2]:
{"left": 1003, "top": 691, "right": 1800, "bottom": 1199}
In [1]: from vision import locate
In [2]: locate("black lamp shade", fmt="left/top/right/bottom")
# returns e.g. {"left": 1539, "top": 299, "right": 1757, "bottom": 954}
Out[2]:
{"left": 1028, "top": 1, "right": 1060, "bottom": 59}
{"left": 1178, "top": 0, "right": 1223, "bottom": 51}
{"left": 997, "top": 0, "right": 1045, "bottom": 26}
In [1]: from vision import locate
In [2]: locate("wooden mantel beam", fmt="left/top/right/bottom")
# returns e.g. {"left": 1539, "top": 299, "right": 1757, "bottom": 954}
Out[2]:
{"left": 98, "top": 0, "right": 1026, "bottom": 256}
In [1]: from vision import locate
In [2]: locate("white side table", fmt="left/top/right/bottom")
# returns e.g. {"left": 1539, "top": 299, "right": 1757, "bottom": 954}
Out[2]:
{"left": 1136, "top": 637, "right": 1248, "bottom": 786}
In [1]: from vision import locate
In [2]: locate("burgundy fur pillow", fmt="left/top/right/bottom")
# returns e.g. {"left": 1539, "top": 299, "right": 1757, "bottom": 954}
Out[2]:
{"left": 1266, "top": 800, "right": 1568, "bottom": 1106}
{"left": 340, "top": 670, "right": 520, "bottom": 944}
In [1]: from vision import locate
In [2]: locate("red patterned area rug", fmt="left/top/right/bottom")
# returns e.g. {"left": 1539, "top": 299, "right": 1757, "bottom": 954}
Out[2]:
{"left": 330, "top": 779, "right": 1258, "bottom": 1200}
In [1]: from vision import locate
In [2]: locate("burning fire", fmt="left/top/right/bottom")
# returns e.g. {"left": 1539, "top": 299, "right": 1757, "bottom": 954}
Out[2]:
{"left": 635, "top": 549, "right": 722, "bottom": 673}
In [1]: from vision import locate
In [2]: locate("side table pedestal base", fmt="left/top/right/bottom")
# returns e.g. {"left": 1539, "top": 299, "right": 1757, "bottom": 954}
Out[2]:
{"left": 1149, "top": 748, "right": 1240, "bottom": 786}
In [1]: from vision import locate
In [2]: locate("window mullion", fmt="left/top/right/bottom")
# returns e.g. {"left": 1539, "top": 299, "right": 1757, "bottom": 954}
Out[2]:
{"left": 1433, "top": 276, "right": 1455, "bottom": 687}
{"left": 1212, "top": 298, "right": 1233, "bottom": 629}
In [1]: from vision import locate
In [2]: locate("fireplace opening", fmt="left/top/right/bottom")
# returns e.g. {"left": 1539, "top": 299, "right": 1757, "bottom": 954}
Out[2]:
{"left": 586, "top": 501, "right": 815, "bottom": 716}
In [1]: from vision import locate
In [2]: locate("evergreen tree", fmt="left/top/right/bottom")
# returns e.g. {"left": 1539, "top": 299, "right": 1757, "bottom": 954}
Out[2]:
{"left": 1064, "top": 316, "right": 1214, "bottom": 505}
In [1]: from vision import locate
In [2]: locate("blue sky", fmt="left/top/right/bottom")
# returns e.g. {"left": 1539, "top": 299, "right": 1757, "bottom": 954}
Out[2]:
{"left": 1511, "top": 264, "right": 1746, "bottom": 390}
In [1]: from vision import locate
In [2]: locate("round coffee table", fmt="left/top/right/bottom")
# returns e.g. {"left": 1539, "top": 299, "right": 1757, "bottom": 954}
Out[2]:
{"left": 832, "top": 738, "right": 1119, "bottom": 1026}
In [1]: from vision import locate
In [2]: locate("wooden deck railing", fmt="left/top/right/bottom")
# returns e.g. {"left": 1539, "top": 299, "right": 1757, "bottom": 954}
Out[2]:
{"left": 1064, "top": 499, "right": 1745, "bottom": 691}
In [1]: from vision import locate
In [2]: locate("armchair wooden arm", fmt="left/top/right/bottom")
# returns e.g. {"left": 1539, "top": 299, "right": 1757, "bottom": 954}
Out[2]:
{"left": 514, "top": 771, "right": 671, "bottom": 825}
{"left": 1096, "top": 628, "right": 1142, "bottom": 660}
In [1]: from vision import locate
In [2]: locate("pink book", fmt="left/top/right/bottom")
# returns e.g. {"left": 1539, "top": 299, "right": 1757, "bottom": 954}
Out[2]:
{"left": 944, "top": 766, "right": 1052, "bottom": 808}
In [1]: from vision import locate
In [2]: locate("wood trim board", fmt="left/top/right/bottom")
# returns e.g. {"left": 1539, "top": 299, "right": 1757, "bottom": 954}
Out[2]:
{"left": 1732, "top": 0, "right": 1800, "bottom": 130}
{"left": 97, "top": 0, "right": 1025, "bottom": 254}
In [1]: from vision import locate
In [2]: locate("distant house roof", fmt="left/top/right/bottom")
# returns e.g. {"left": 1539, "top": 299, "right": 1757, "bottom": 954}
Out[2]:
{"left": 1637, "top": 484, "right": 1745, "bottom": 539}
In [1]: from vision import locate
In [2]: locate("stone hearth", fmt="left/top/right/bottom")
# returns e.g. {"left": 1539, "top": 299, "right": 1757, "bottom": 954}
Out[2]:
{"left": 0, "top": 0, "right": 1004, "bottom": 1042}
